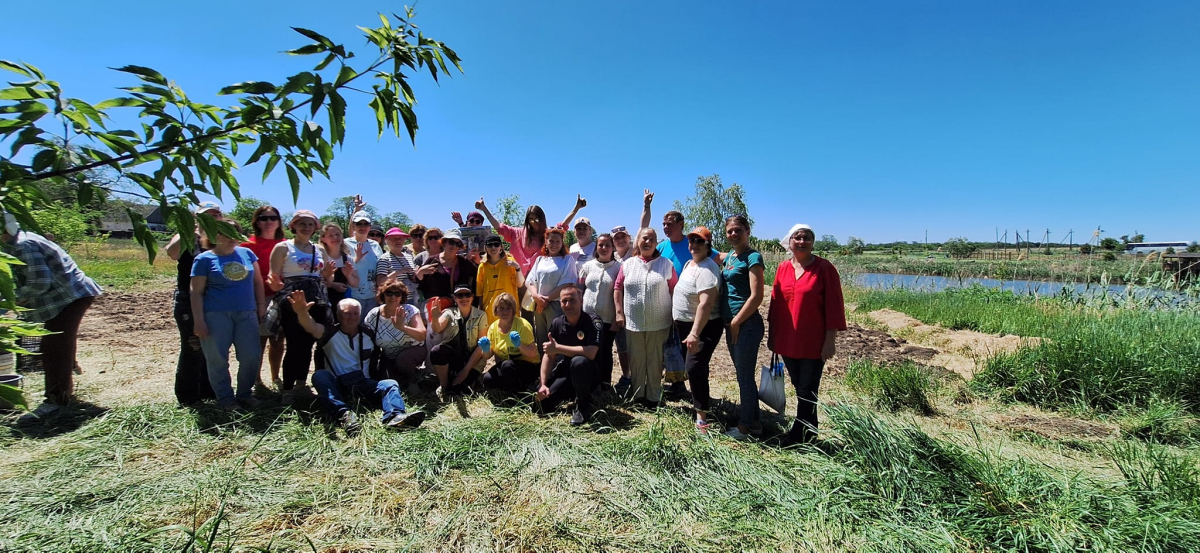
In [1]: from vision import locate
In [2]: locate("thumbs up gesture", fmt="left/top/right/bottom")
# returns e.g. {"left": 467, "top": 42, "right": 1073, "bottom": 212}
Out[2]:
{"left": 543, "top": 335, "right": 558, "bottom": 357}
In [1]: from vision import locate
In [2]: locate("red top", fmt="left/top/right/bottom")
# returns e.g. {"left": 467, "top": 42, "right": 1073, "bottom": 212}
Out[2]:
{"left": 767, "top": 256, "right": 847, "bottom": 359}
{"left": 241, "top": 236, "right": 284, "bottom": 284}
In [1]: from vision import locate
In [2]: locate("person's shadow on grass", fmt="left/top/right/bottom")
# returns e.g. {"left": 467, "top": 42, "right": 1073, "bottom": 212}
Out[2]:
{"left": 5, "top": 400, "right": 109, "bottom": 439}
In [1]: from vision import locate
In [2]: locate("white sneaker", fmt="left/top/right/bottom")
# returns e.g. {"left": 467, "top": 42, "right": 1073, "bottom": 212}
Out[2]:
{"left": 724, "top": 427, "right": 752, "bottom": 441}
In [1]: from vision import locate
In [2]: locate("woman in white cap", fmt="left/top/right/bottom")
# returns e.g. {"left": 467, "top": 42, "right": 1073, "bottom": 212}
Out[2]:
{"left": 267, "top": 209, "right": 335, "bottom": 404}
{"left": 569, "top": 217, "right": 595, "bottom": 267}
{"left": 768, "top": 223, "right": 846, "bottom": 446}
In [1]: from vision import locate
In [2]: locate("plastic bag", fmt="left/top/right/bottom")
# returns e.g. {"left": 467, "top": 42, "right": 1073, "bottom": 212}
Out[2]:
{"left": 663, "top": 326, "right": 686, "bottom": 384}
{"left": 758, "top": 354, "right": 786, "bottom": 414}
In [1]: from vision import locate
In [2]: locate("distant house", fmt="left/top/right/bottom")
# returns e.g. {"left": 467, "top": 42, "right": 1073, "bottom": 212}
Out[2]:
{"left": 97, "top": 203, "right": 169, "bottom": 236}
{"left": 1124, "top": 241, "right": 1189, "bottom": 255}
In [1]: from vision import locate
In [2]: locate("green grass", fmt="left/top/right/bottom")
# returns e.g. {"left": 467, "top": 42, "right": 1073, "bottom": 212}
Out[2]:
{"left": 2, "top": 400, "right": 1197, "bottom": 552}
{"left": 68, "top": 238, "right": 175, "bottom": 290}
{"left": 844, "top": 359, "right": 940, "bottom": 415}
{"left": 857, "top": 286, "right": 1200, "bottom": 414}
{"left": 832, "top": 253, "right": 1151, "bottom": 285}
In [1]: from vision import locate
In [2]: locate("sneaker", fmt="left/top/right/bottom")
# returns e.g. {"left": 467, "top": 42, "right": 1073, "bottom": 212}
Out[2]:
{"left": 615, "top": 376, "right": 631, "bottom": 395}
{"left": 339, "top": 411, "right": 361, "bottom": 435}
{"left": 725, "top": 427, "right": 752, "bottom": 441}
{"left": 17, "top": 400, "right": 60, "bottom": 423}
{"left": 385, "top": 410, "right": 426, "bottom": 430}
{"left": 435, "top": 386, "right": 448, "bottom": 403}
{"left": 570, "top": 408, "right": 590, "bottom": 427}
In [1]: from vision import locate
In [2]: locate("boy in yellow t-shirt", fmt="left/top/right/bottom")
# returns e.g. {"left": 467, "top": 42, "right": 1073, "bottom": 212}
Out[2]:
{"left": 476, "top": 234, "right": 525, "bottom": 325}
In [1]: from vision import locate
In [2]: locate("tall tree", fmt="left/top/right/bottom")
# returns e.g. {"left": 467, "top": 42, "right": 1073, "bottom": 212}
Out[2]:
{"left": 672, "top": 174, "right": 751, "bottom": 251}
{"left": 495, "top": 194, "right": 525, "bottom": 227}
{"left": 228, "top": 196, "right": 268, "bottom": 233}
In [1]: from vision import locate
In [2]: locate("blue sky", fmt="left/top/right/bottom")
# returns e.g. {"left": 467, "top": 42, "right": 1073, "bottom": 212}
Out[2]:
{"left": 4, "top": 1, "right": 1198, "bottom": 244}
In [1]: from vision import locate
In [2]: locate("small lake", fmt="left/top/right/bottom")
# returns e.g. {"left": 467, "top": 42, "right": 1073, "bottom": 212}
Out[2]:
{"left": 854, "top": 273, "right": 1188, "bottom": 306}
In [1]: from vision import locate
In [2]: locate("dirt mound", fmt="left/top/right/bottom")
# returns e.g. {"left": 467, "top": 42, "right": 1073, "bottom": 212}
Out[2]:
{"left": 998, "top": 413, "right": 1116, "bottom": 441}
{"left": 825, "top": 325, "right": 941, "bottom": 377}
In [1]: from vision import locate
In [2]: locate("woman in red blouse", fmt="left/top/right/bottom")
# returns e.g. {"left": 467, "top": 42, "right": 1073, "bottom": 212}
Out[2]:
{"left": 767, "top": 223, "right": 847, "bottom": 445}
{"left": 241, "top": 205, "right": 286, "bottom": 386}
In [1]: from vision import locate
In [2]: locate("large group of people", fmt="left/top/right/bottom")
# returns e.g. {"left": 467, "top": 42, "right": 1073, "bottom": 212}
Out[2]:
{"left": 7, "top": 191, "right": 847, "bottom": 446}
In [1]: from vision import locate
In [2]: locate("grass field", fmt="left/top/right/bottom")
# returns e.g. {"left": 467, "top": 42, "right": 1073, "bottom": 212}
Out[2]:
{"left": 2, "top": 241, "right": 1199, "bottom": 552}
{"left": 829, "top": 251, "right": 1156, "bottom": 285}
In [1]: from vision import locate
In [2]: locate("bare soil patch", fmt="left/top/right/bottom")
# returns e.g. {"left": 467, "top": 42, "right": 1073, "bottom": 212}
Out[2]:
{"left": 75, "top": 290, "right": 177, "bottom": 406}
{"left": 997, "top": 413, "right": 1117, "bottom": 441}
{"left": 864, "top": 308, "right": 1040, "bottom": 380}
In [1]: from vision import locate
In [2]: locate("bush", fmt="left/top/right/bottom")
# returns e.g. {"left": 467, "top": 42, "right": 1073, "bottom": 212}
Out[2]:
{"left": 845, "top": 359, "right": 939, "bottom": 415}
{"left": 30, "top": 201, "right": 91, "bottom": 244}
{"left": 1102, "top": 251, "right": 1118, "bottom": 262}
{"left": 1079, "top": 243, "right": 1093, "bottom": 254}
{"left": 945, "top": 237, "right": 977, "bottom": 259}
{"left": 1119, "top": 398, "right": 1198, "bottom": 446}
{"left": 1101, "top": 237, "right": 1121, "bottom": 251}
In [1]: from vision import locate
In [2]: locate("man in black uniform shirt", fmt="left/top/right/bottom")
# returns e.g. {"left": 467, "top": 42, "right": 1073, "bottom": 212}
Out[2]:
{"left": 536, "top": 285, "right": 601, "bottom": 425}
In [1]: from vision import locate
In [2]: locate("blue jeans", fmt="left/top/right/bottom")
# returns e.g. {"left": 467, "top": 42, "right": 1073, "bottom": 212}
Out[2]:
{"left": 200, "top": 310, "right": 263, "bottom": 403}
{"left": 726, "top": 313, "right": 764, "bottom": 427}
{"left": 311, "top": 369, "right": 408, "bottom": 423}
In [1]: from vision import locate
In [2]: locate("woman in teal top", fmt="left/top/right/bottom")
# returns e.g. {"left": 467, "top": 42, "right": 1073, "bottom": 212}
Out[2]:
{"left": 719, "top": 214, "right": 765, "bottom": 440}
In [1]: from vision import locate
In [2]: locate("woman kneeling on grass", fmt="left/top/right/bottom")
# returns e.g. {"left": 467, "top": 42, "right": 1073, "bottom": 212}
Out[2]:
{"left": 671, "top": 226, "right": 723, "bottom": 432}
{"left": 191, "top": 219, "right": 265, "bottom": 410}
{"left": 363, "top": 279, "right": 426, "bottom": 386}
{"left": 475, "top": 293, "right": 541, "bottom": 395}
{"left": 767, "top": 223, "right": 847, "bottom": 446}
{"left": 429, "top": 284, "right": 490, "bottom": 402}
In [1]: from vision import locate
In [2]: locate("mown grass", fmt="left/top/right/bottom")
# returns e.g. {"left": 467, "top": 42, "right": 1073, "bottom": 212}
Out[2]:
{"left": 2, "top": 398, "right": 1198, "bottom": 552}
{"left": 857, "top": 286, "right": 1200, "bottom": 415}
{"left": 68, "top": 238, "right": 175, "bottom": 290}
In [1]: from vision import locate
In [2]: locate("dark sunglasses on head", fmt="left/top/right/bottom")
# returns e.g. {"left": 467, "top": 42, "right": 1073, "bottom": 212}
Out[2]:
{"left": 453, "top": 292, "right": 474, "bottom": 299}
{"left": 257, "top": 215, "right": 280, "bottom": 221}
{"left": 384, "top": 290, "right": 404, "bottom": 297}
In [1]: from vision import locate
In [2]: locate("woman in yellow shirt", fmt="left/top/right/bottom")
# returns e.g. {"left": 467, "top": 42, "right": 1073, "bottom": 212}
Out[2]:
{"left": 476, "top": 234, "right": 525, "bottom": 325}
{"left": 470, "top": 293, "right": 541, "bottom": 394}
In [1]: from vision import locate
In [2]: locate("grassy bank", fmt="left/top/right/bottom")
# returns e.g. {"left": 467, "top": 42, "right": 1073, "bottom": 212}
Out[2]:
{"left": 857, "top": 286, "right": 1200, "bottom": 414}
{"left": 68, "top": 238, "right": 175, "bottom": 290}
{"left": 2, "top": 399, "right": 1197, "bottom": 552}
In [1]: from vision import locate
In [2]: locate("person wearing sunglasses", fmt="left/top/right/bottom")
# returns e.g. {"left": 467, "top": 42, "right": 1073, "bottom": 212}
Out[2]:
{"left": 240, "top": 205, "right": 286, "bottom": 387}
{"left": 450, "top": 210, "right": 486, "bottom": 228}
{"left": 429, "top": 284, "right": 489, "bottom": 402}
{"left": 476, "top": 234, "right": 524, "bottom": 326}
{"left": 524, "top": 226, "right": 579, "bottom": 347}
{"left": 345, "top": 210, "right": 384, "bottom": 317}
{"left": 671, "top": 227, "right": 723, "bottom": 433}
{"left": 415, "top": 227, "right": 478, "bottom": 309}
{"left": 405, "top": 224, "right": 427, "bottom": 258}
{"left": 367, "top": 227, "right": 385, "bottom": 243}
{"left": 473, "top": 195, "right": 586, "bottom": 275}
{"left": 363, "top": 278, "right": 427, "bottom": 387}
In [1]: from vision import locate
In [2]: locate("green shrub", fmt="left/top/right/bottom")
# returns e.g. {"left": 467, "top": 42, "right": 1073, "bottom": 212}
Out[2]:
{"left": 845, "top": 359, "right": 939, "bottom": 415}
{"left": 1102, "top": 251, "right": 1118, "bottom": 262}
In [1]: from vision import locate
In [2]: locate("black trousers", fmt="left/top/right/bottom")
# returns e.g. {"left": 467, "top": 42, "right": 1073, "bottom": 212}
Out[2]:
{"left": 541, "top": 355, "right": 596, "bottom": 413}
{"left": 594, "top": 321, "right": 616, "bottom": 386}
{"left": 429, "top": 343, "right": 480, "bottom": 393}
{"left": 674, "top": 317, "right": 724, "bottom": 412}
{"left": 782, "top": 356, "right": 825, "bottom": 443}
{"left": 280, "top": 299, "right": 328, "bottom": 390}
{"left": 481, "top": 358, "right": 539, "bottom": 394}
{"left": 173, "top": 291, "right": 214, "bottom": 405}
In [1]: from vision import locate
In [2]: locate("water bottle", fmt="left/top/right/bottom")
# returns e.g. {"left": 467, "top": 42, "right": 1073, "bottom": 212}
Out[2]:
{"left": 478, "top": 336, "right": 491, "bottom": 354}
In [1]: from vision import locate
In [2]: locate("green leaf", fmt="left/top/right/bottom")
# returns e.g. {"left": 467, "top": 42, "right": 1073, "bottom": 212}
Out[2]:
{"left": 30, "top": 149, "right": 57, "bottom": 172}
{"left": 285, "top": 164, "right": 300, "bottom": 204}
{"left": 69, "top": 99, "right": 105, "bottom": 127}
{"left": 262, "top": 154, "right": 281, "bottom": 182}
{"left": 218, "top": 81, "right": 277, "bottom": 95}
{"left": 0, "top": 86, "right": 48, "bottom": 100}
{"left": 276, "top": 72, "right": 314, "bottom": 99}
{"left": 327, "top": 90, "right": 346, "bottom": 146}
{"left": 314, "top": 53, "right": 336, "bottom": 71}
{"left": 309, "top": 75, "right": 325, "bottom": 117}
{"left": 334, "top": 65, "right": 357, "bottom": 87}
{"left": 0, "top": 60, "right": 34, "bottom": 78}
{"left": 95, "top": 97, "right": 143, "bottom": 109}
{"left": 0, "top": 101, "right": 48, "bottom": 115}
{"left": 112, "top": 65, "right": 168, "bottom": 85}
{"left": 286, "top": 44, "right": 326, "bottom": 56}
{"left": 9, "top": 126, "right": 43, "bottom": 157}
{"left": 0, "top": 383, "right": 27, "bottom": 411}
{"left": 292, "top": 27, "right": 335, "bottom": 48}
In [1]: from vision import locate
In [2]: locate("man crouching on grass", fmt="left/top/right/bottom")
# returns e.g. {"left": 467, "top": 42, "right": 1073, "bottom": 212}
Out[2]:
{"left": 287, "top": 290, "right": 425, "bottom": 435}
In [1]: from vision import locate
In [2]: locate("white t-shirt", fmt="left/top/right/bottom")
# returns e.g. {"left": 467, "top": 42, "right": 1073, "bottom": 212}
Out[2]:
{"left": 569, "top": 241, "right": 596, "bottom": 270}
{"left": 320, "top": 326, "right": 376, "bottom": 378}
{"left": 672, "top": 257, "right": 722, "bottom": 322}
{"left": 526, "top": 254, "right": 579, "bottom": 298}
{"left": 364, "top": 304, "right": 423, "bottom": 358}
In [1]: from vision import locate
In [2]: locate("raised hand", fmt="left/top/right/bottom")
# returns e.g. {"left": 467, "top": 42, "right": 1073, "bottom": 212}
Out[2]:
{"left": 355, "top": 242, "right": 368, "bottom": 263}
{"left": 575, "top": 194, "right": 587, "bottom": 210}
{"left": 644, "top": 189, "right": 654, "bottom": 206}
{"left": 353, "top": 194, "right": 367, "bottom": 213}
{"left": 451, "top": 211, "right": 464, "bottom": 226}
{"left": 286, "top": 289, "right": 314, "bottom": 313}
{"left": 474, "top": 197, "right": 486, "bottom": 210}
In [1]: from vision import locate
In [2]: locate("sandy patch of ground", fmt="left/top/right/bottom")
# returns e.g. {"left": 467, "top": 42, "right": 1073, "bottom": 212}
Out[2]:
{"left": 996, "top": 413, "right": 1117, "bottom": 441}
{"left": 864, "top": 308, "right": 1040, "bottom": 380}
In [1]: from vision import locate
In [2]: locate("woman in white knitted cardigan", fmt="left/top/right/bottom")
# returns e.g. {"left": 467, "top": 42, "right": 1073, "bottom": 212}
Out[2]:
{"left": 613, "top": 227, "right": 677, "bottom": 408}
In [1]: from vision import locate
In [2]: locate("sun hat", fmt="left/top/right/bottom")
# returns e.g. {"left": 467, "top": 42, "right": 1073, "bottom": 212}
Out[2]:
{"left": 289, "top": 210, "right": 319, "bottom": 228}
{"left": 686, "top": 226, "right": 713, "bottom": 243}
{"left": 453, "top": 284, "right": 473, "bottom": 295}
{"left": 384, "top": 227, "right": 409, "bottom": 240}
{"left": 484, "top": 234, "right": 504, "bottom": 246}
{"left": 443, "top": 228, "right": 464, "bottom": 244}
{"left": 194, "top": 201, "right": 221, "bottom": 214}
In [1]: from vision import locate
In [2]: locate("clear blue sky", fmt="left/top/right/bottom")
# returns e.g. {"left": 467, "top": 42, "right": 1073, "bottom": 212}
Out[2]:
{"left": 4, "top": 1, "right": 1198, "bottom": 244}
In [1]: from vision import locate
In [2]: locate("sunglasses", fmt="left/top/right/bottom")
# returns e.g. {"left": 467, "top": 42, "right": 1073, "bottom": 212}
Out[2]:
{"left": 688, "top": 236, "right": 708, "bottom": 244}
{"left": 410, "top": 233, "right": 425, "bottom": 239}
{"left": 384, "top": 290, "right": 405, "bottom": 297}
{"left": 467, "top": 218, "right": 484, "bottom": 224}
{"left": 257, "top": 215, "right": 280, "bottom": 221}
{"left": 485, "top": 242, "right": 503, "bottom": 248}
{"left": 353, "top": 221, "right": 371, "bottom": 226}
{"left": 453, "top": 292, "right": 474, "bottom": 299}
{"left": 444, "top": 240, "right": 464, "bottom": 248}
{"left": 426, "top": 235, "right": 443, "bottom": 241}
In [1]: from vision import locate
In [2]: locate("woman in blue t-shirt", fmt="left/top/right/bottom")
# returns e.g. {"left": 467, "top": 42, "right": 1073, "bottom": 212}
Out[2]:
{"left": 191, "top": 220, "right": 266, "bottom": 410}
{"left": 718, "top": 214, "right": 765, "bottom": 440}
